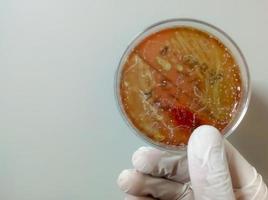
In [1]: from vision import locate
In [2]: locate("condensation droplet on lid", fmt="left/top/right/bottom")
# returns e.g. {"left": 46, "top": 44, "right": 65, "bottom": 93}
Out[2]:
{"left": 209, "top": 35, "right": 214, "bottom": 39}
{"left": 124, "top": 81, "right": 129, "bottom": 87}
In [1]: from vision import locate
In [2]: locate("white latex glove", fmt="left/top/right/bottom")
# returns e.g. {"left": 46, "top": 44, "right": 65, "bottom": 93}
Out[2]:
{"left": 117, "top": 125, "right": 268, "bottom": 200}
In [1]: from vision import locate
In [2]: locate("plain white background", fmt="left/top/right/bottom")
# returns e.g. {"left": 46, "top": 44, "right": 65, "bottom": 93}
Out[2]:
{"left": 0, "top": 0, "right": 268, "bottom": 199}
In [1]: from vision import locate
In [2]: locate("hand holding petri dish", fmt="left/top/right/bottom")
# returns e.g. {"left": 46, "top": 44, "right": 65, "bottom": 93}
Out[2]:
{"left": 115, "top": 19, "right": 250, "bottom": 151}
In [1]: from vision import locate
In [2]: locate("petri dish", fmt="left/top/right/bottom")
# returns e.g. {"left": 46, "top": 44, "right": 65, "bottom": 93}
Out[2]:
{"left": 115, "top": 18, "right": 250, "bottom": 152}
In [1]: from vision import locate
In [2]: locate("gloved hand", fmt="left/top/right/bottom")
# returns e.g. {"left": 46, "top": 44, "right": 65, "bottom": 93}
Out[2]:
{"left": 117, "top": 125, "right": 268, "bottom": 200}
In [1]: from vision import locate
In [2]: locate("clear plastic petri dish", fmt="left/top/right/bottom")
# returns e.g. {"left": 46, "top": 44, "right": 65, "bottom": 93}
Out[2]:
{"left": 115, "top": 18, "right": 251, "bottom": 152}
